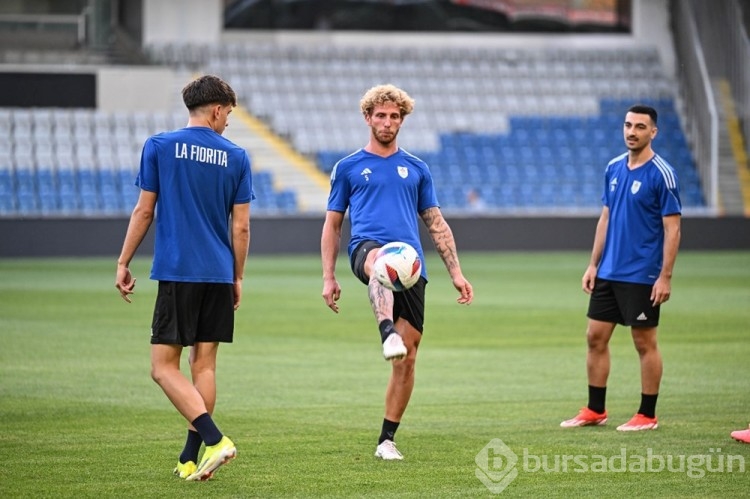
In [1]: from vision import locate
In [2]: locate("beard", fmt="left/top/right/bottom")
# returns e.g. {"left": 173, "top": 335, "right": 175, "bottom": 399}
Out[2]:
{"left": 373, "top": 127, "right": 398, "bottom": 146}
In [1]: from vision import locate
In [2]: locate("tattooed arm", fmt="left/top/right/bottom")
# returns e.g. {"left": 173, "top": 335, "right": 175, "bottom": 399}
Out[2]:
{"left": 420, "top": 207, "right": 473, "bottom": 305}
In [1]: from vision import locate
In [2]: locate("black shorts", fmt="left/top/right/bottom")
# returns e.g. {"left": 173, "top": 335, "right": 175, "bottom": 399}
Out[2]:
{"left": 150, "top": 281, "right": 235, "bottom": 346}
{"left": 350, "top": 240, "right": 426, "bottom": 333}
{"left": 587, "top": 278, "right": 660, "bottom": 327}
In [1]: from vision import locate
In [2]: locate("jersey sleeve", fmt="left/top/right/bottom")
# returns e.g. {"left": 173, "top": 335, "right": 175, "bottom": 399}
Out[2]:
{"left": 659, "top": 174, "right": 682, "bottom": 217}
{"left": 326, "top": 160, "right": 350, "bottom": 212}
{"left": 601, "top": 163, "right": 613, "bottom": 207}
{"left": 417, "top": 163, "right": 439, "bottom": 212}
{"left": 657, "top": 167, "right": 682, "bottom": 216}
{"left": 234, "top": 151, "right": 254, "bottom": 204}
{"left": 135, "top": 137, "right": 160, "bottom": 193}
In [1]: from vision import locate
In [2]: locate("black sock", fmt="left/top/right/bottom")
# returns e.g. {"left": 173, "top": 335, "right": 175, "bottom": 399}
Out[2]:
{"left": 587, "top": 385, "right": 607, "bottom": 414}
{"left": 191, "top": 413, "right": 223, "bottom": 447}
{"left": 379, "top": 319, "right": 395, "bottom": 344}
{"left": 179, "top": 429, "right": 203, "bottom": 464}
{"left": 378, "top": 418, "right": 400, "bottom": 444}
{"left": 638, "top": 393, "right": 659, "bottom": 418}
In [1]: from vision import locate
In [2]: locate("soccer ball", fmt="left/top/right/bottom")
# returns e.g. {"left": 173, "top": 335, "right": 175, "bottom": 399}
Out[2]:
{"left": 372, "top": 242, "right": 422, "bottom": 292}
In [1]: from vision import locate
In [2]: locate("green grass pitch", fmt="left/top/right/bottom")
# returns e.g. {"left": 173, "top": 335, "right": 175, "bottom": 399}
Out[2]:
{"left": 1, "top": 251, "right": 748, "bottom": 498}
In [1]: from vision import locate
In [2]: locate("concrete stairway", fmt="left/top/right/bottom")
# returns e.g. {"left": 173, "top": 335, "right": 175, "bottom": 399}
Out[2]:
{"left": 714, "top": 80, "right": 748, "bottom": 215}
{"left": 225, "top": 107, "right": 330, "bottom": 214}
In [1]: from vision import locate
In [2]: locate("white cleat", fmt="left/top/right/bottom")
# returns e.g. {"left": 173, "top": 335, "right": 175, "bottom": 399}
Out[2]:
{"left": 375, "top": 439, "right": 403, "bottom": 460}
{"left": 382, "top": 332, "right": 407, "bottom": 361}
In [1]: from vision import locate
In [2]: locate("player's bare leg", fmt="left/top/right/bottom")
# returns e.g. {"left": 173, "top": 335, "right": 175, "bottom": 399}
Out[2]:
{"left": 190, "top": 342, "right": 219, "bottom": 414}
{"left": 631, "top": 327, "right": 662, "bottom": 394}
{"left": 151, "top": 344, "right": 209, "bottom": 421}
{"left": 374, "top": 319, "right": 420, "bottom": 459}
{"left": 560, "top": 319, "right": 615, "bottom": 427}
{"left": 615, "top": 327, "right": 662, "bottom": 431}
{"left": 366, "top": 252, "right": 406, "bottom": 360}
{"left": 384, "top": 319, "right": 421, "bottom": 422}
{"left": 586, "top": 319, "right": 616, "bottom": 387}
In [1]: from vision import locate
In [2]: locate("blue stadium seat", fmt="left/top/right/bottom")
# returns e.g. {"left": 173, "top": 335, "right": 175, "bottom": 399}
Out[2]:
{"left": 79, "top": 188, "right": 100, "bottom": 214}
{"left": 36, "top": 169, "right": 59, "bottom": 214}
{"left": 119, "top": 183, "right": 139, "bottom": 211}
{"left": 276, "top": 190, "right": 298, "bottom": 213}
{"left": 55, "top": 168, "right": 77, "bottom": 213}
{"left": 0, "top": 169, "right": 14, "bottom": 214}
{"left": 16, "top": 193, "right": 38, "bottom": 214}
{"left": 0, "top": 169, "right": 13, "bottom": 197}
{"left": 1, "top": 47, "right": 703, "bottom": 216}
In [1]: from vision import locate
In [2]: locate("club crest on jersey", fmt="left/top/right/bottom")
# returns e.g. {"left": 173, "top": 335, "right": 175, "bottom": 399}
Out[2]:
{"left": 631, "top": 180, "right": 642, "bottom": 194}
{"left": 397, "top": 166, "right": 409, "bottom": 179}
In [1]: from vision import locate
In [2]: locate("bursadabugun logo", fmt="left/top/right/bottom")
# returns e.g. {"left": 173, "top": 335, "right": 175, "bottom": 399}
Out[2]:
{"left": 475, "top": 439, "right": 746, "bottom": 494}
{"left": 475, "top": 438, "right": 519, "bottom": 494}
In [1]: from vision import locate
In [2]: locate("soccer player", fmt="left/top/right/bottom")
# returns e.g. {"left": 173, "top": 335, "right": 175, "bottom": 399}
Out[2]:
{"left": 561, "top": 104, "right": 681, "bottom": 432}
{"left": 115, "top": 75, "right": 253, "bottom": 480}
{"left": 320, "top": 84, "right": 474, "bottom": 460}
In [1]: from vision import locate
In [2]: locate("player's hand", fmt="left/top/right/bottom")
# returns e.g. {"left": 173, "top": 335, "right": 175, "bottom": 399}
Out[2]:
{"left": 454, "top": 276, "right": 473, "bottom": 305}
{"left": 582, "top": 266, "right": 597, "bottom": 294}
{"left": 115, "top": 266, "right": 136, "bottom": 303}
{"left": 322, "top": 278, "right": 341, "bottom": 313}
{"left": 650, "top": 276, "right": 671, "bottom": 306}
{"left": 233, "top": 279, "right": 243, "bottom": 310}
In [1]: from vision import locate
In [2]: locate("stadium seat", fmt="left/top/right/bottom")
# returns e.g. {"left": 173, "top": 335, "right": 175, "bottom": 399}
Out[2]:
{"left": 2, "top": 40, "right": 704, "bottom": 215}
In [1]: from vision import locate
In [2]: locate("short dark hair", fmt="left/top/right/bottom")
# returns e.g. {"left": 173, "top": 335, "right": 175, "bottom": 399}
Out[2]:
{"left": 627, "top": 104, "right": 658, "bottom": 125}
{"left": 182, "top": 75, "right": 237, "bottom": 110}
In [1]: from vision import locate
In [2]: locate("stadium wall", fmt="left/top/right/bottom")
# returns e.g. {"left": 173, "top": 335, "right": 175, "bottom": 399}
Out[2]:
{"left": 1, "top": 216, "right": 748, "bottom": 258}
{"left": 141, "top": 0, "right": 223, "bottom": 46}
{"left": 0, "top": 65, "right": 174, "bottom": 113}
{"left": 97, "top": 66, "right": 174, "bottom": 112}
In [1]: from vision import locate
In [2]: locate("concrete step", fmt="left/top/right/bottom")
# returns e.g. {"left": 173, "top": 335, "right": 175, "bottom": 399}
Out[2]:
{"left": 224, "top": 109, "right": 329, "bottom": 213}
{"left": 712, "top": 79, "right": 745, "bottom": 215}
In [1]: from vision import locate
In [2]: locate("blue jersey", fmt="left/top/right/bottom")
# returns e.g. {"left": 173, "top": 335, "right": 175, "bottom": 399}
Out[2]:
{"left": 598, "top": 152, "right": 681, "bottom": 285}
{"left": 327, "top": 148, "right": 439, "bottom": 280}
{"left": 136, "top": 126, "right": 254, "bottom": 283}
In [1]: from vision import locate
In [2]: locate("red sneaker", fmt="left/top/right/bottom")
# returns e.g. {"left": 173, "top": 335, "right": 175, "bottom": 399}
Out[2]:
{"left": 730, "top": 426, "right": 750, "bottom": 444}
{"left": 560, "top": 407, "right": 608, "bottom": 428}
{"left": 616, "top": 413, "right": 658, "bottom": 431}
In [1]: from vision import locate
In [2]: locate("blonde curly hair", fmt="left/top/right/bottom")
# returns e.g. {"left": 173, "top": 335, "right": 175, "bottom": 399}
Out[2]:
{"left": 360, "top": 84, "right": 415, "bottom": 118}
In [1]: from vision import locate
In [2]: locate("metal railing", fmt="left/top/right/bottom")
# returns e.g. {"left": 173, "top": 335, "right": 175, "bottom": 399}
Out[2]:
{"left": 0, "top": 13, "right": 87, "bottom": 46}
{"left": 671, "top": 0, "right": 719, "bottom": 210}
{"left": 689, "top": 0, "right": 750, "bottom": 163}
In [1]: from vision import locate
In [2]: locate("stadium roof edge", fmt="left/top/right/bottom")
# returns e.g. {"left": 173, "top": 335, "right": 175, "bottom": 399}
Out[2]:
{"left": 219, "top": 30, "right": 650, "bottom": 51}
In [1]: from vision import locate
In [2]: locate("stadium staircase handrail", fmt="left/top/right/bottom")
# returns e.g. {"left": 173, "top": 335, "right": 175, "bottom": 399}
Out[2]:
{"left": 671, "top": 0, "right": 719, "bottom": 210}
{"left": 689, "top": 0, "right": 750, "bottom": 173}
